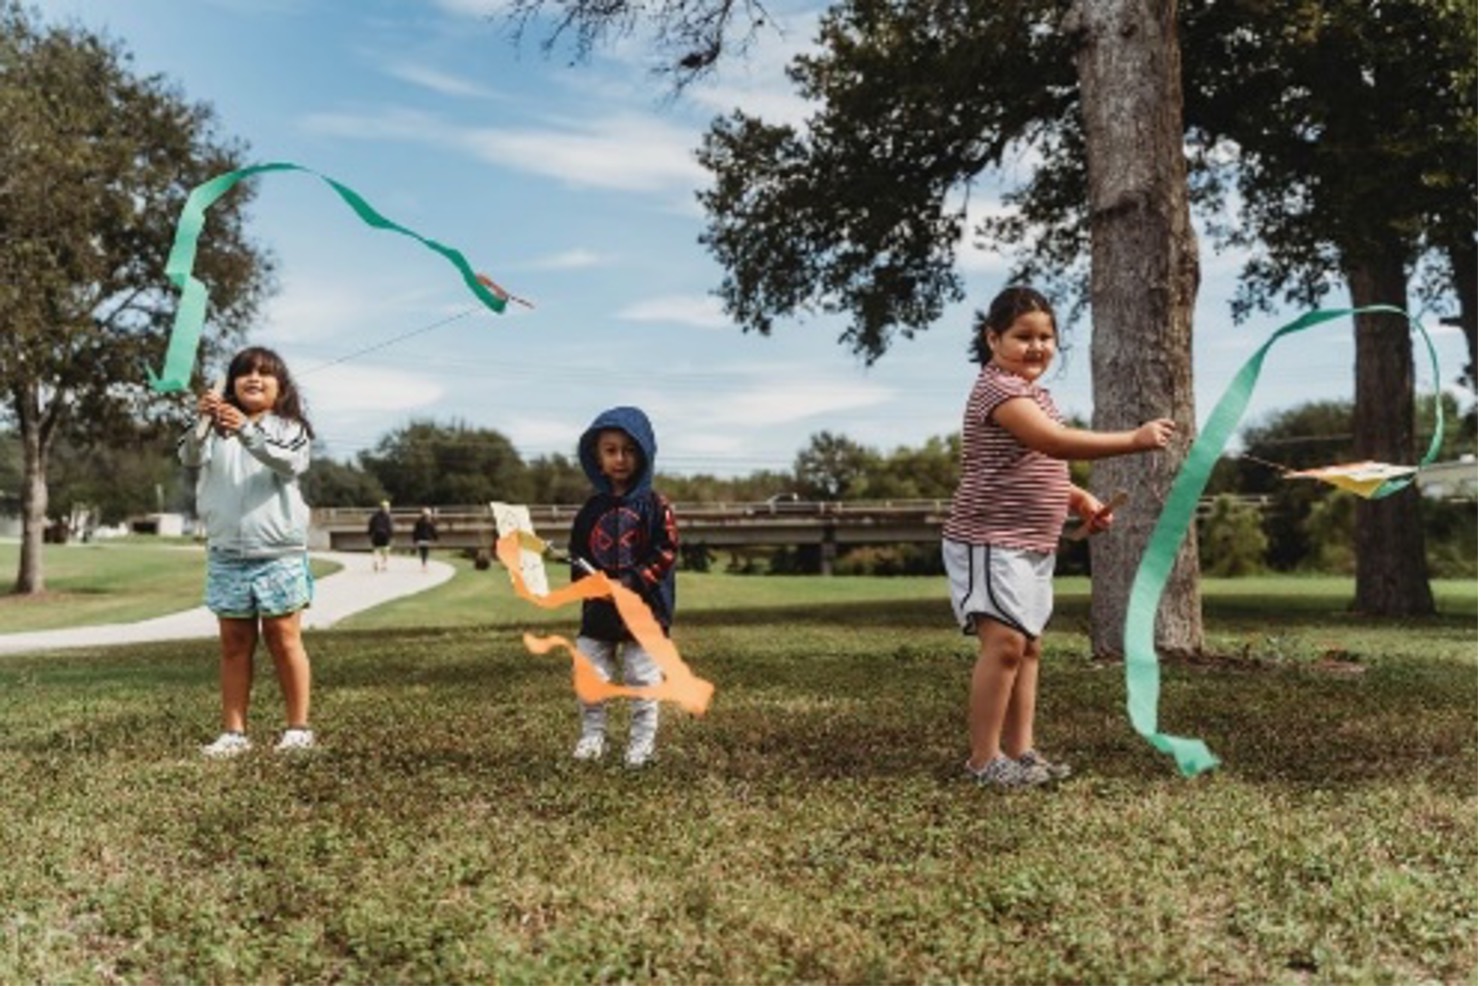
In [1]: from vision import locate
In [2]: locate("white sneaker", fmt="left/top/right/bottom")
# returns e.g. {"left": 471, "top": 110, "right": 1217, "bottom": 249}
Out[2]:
{"left": 572, "top": 734, "right": 606, "bottom": 761}
{"left": 202, "top": 732, "right": 251, "bottom": 758}
{"left": 275, "top": 727, "right": 316, "bottom": 752}
{"left": 624, "top": 739, "right": 655, "bottom": 769}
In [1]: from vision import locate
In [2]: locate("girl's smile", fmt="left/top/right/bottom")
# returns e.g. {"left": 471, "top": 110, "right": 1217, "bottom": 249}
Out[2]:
{"left": 233, "top": 370, "right": 280, "bottom": 416}
{"left": 986, "top": 311, "right": 1057, "bottom": 382}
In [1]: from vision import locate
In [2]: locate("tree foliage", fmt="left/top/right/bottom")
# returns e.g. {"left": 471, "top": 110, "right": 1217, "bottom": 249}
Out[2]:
{"left": 500, "top": 0, "right": 782, "bottom": 87}
{"left": 357, "top": 420, "right": 530, "bottom": 507}
{"left": 793, "top": 430, "right": 874, "bottom": 499}
{"left": 0, "top": 2, "right": 271, "bottom": 591}
{"left": 1180, "top": 0, "right": 1476, "bottom": 331}
{"left": 302, "top": 453, "right": 389, "bottom": 509}
{"left": 699, "top": 0, "right": 1077, "bottom": 362}
{"left": 1198, "top": 494, "right": 1268, "bottom": 577}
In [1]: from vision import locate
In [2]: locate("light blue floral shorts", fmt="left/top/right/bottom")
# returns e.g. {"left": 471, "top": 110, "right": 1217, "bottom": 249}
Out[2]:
{"left": 205, "top": 551, "right": 314, "bottom": 619}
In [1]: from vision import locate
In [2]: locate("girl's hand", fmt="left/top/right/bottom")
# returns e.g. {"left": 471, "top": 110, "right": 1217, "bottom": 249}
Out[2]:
{"left": 1135, "top": 418, "right": 1176, "bottom": 450}
{"left": 1068, "top": 488, "right": 1129, "bottom": 539}
{"left": 213, "top": 402, "right": 247, "bottom": 435}
{"left": 1085, "top": 499, "right": 1115, "bottom": 534}
{"left": 1074, "top": 493, "right": 1114, "bottom": 534}
{"left": 196, "top": 390, "right": 222, "bottom": 418}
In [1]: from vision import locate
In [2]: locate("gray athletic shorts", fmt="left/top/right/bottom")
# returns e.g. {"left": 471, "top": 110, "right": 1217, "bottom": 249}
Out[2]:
{"left": 942, "top": 538, "right": 1055, "bottom": 639}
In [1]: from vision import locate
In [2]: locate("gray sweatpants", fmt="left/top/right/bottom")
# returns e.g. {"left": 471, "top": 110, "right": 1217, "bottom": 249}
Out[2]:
{"left": 574, "top": 636, "right": 660, "bottom": 748}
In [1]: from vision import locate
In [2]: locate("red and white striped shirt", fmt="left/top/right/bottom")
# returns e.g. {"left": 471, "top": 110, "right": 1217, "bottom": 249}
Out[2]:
{"left": 942, "top": 363, "right": 1070, "bottom": 553}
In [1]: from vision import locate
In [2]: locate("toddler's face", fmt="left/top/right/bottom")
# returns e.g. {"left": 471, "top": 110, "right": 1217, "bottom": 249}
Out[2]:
{"left": 595, "top": 430, "right": 639, "bottom": 492}
{"left": 233, "top": 367, "right": 280, "bottom": 416}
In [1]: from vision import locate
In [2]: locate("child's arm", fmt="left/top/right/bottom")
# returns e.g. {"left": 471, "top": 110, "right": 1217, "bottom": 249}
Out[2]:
{"left": 627, "top": 495, "right": 680, "bottom": 591}
{"left": 994, "top": 398, "right": 1174, "bottom": 461}
{"left": 177, "top": 389, "right": 223, "bottom": 468}
{"left": 235, "top": 417, "right": 312, "bottom": 479}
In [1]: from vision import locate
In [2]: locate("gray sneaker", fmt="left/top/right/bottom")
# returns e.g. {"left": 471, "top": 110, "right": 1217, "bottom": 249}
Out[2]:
{"left": 624, "top": 739, "right": 655, "bottom": 769}
{"left": 1018, "top": 749, "right": 1072, "bottom": 780}
{"left": 572, "top": 734, "right": 607, "bottom": 761}
{"left": 966, "top": 755, "right": 1051, "bottom": 788}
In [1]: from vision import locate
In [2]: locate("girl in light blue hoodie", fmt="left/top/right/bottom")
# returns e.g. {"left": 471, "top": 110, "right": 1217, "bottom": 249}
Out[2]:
{"left": 179, "top": 346, "right": 317, "bottom": 758}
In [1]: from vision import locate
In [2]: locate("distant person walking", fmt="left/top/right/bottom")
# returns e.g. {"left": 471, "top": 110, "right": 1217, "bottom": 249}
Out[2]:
{"left": 179, "top": 345, "right": 318, "bottom": 758}
{"left": 412, "top": 507, "right": 438, "bottom": 572}
{"left": 367, "top": 500, "right": 394, "bottom": 572}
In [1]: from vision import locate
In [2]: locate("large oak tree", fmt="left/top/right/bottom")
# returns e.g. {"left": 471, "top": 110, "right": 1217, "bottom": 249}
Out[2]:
{"left": 0, "top": 2, "right": 271, "bottom": 593}
{"left": 1179, "top": 0, "right": 1476, "bottom": 615}
{"left": 698, "top": 0, "right": 1202, "bottom": 656}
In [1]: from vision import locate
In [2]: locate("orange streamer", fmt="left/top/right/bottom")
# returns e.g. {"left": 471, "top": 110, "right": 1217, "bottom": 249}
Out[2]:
{"left": 495, "top": 532, "right": 714, "bottom": 715}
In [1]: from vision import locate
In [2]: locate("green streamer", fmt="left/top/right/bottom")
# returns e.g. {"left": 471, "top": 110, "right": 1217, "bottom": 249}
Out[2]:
{"left": 149, "top": 162, "right": 509, "bottom": 393}
{"left": 1124, "top": 305, "right": 1444, "bottom": 776}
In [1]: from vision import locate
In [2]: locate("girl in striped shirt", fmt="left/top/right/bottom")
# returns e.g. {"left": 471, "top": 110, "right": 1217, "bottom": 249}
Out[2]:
{"left": 942, "top": 287, "right": 1175, "bottom": 788}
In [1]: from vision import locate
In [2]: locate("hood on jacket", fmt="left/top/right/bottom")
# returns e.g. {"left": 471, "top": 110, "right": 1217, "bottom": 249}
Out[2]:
{"left": 578, "top": 406, "right": 657, "bottom": 497}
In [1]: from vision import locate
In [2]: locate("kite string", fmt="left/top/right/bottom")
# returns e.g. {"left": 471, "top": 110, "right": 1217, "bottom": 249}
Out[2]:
{"left": 297, "top": 306, "right": 481, "bottom": 378}
{"left": 1237, "top": 452, "right": 1295, "bottom": 475}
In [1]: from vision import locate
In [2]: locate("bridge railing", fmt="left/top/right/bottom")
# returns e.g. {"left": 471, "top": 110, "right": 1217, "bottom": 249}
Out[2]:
{"left": 311, "top": 496, "right": 1271, "bottom": 553}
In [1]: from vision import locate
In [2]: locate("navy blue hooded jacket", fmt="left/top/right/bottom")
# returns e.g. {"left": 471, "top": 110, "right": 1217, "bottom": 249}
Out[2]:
{"left": 570, "top": 406, "right": 679, "bottom": 640}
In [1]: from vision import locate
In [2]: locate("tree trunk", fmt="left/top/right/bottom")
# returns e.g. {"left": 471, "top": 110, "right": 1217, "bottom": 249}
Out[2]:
{"left": 1067, "top": 0, "right": 1203, "bottom": 659}
{"left": 15, "top": 415, "right": 48, "bottom": 595}
{"left": 1347, "top": 257, "right": 1434, "bottom": 616}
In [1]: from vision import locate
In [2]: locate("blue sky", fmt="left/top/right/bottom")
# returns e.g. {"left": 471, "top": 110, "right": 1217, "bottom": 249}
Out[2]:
{"left": 34, "top": 0, "right": 1471, "bottom": 476}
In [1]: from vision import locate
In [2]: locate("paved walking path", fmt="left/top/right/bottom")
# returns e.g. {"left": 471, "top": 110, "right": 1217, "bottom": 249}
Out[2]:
{"left": 0, "top": 552, "right": 455, "bottom": 655}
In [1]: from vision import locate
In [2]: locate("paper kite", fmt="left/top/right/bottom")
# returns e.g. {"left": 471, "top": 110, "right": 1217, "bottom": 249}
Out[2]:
{"left": 1281, "top": 460, "right": 1419, "bottom": 499}
{"left": 489, "top": 504, "right": 714, "bottom": 716}
{"left": 1124, "top": 305, "right": 1445, "bottom": 777}
{"left": 151, "top": 162, "right": 522, "bottom": 393}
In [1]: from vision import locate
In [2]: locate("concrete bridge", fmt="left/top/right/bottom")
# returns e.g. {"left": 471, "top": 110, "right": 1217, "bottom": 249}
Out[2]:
{"left": 312, "top": 499, "right": 953, "bottom": 557}
{"left": 310, "top": 496, "right": 1279, "bottom": 576}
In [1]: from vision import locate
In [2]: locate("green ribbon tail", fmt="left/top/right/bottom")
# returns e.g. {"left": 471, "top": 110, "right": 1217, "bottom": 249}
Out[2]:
{"left": 149, "top": 162, "right": 508, "bottom": 394}
{"left": 1123, "top": 306, "right": 1443, "bottom": 776}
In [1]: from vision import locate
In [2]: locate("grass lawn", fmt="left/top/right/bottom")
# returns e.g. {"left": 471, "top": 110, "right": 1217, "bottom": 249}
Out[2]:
{"left": 0, "top": 546, "right": 1474, "bottom": 982}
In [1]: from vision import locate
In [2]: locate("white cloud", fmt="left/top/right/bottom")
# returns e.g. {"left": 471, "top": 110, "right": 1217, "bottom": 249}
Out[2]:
{"left": 458, "top": 114, "right": 707, "bottom": 193}
{"left": 636, "top": 371, "right": 895, "bottom": 431}
{"left": 712, "top": 377, "right": 894, "bottom": 427}
{"left": 385, "top": 61, "right": 504, "bottom": 100}
{"left": 299, "top": 106, "right": 706, "bottom": 195}
{"left": 260, "top": 275, "right": 458, "bottom": 347}
{"left": 615, "top": 294, "right": 730, "bottom": 329}
{"left": 306, "top": 363, "right": 446, "bottom": 414}
{"left": 299, "top": 106, "right": 450, "bottom": 143}
{"left": 504, "top": 413, "right": 585, "bottom": 455}
{"left": 527, "top": 248, "right": 605, "bottom": 270}
{"left": 428, "top": 0, "right": 512, "bottom": 17}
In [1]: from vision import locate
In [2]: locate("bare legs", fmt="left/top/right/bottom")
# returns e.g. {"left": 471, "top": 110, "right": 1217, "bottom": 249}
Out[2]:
{"left": 966, "top": 618, "right": 1041, "bottom": 772}
{"left": 215, "top": 612, "right": 312, "bottom": 732}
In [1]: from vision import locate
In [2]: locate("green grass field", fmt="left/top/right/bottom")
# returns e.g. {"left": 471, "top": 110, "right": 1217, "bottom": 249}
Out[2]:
{"left": 0, "top": 544, "right": 1474, "bottom": 982}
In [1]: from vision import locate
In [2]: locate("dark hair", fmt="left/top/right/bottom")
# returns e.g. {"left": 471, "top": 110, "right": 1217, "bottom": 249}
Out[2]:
{"left": 969, "top": 286, "right": 1058, "bottom": 365}
{"left": 223, "top": 346, "right": 314, "bottom": 437}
